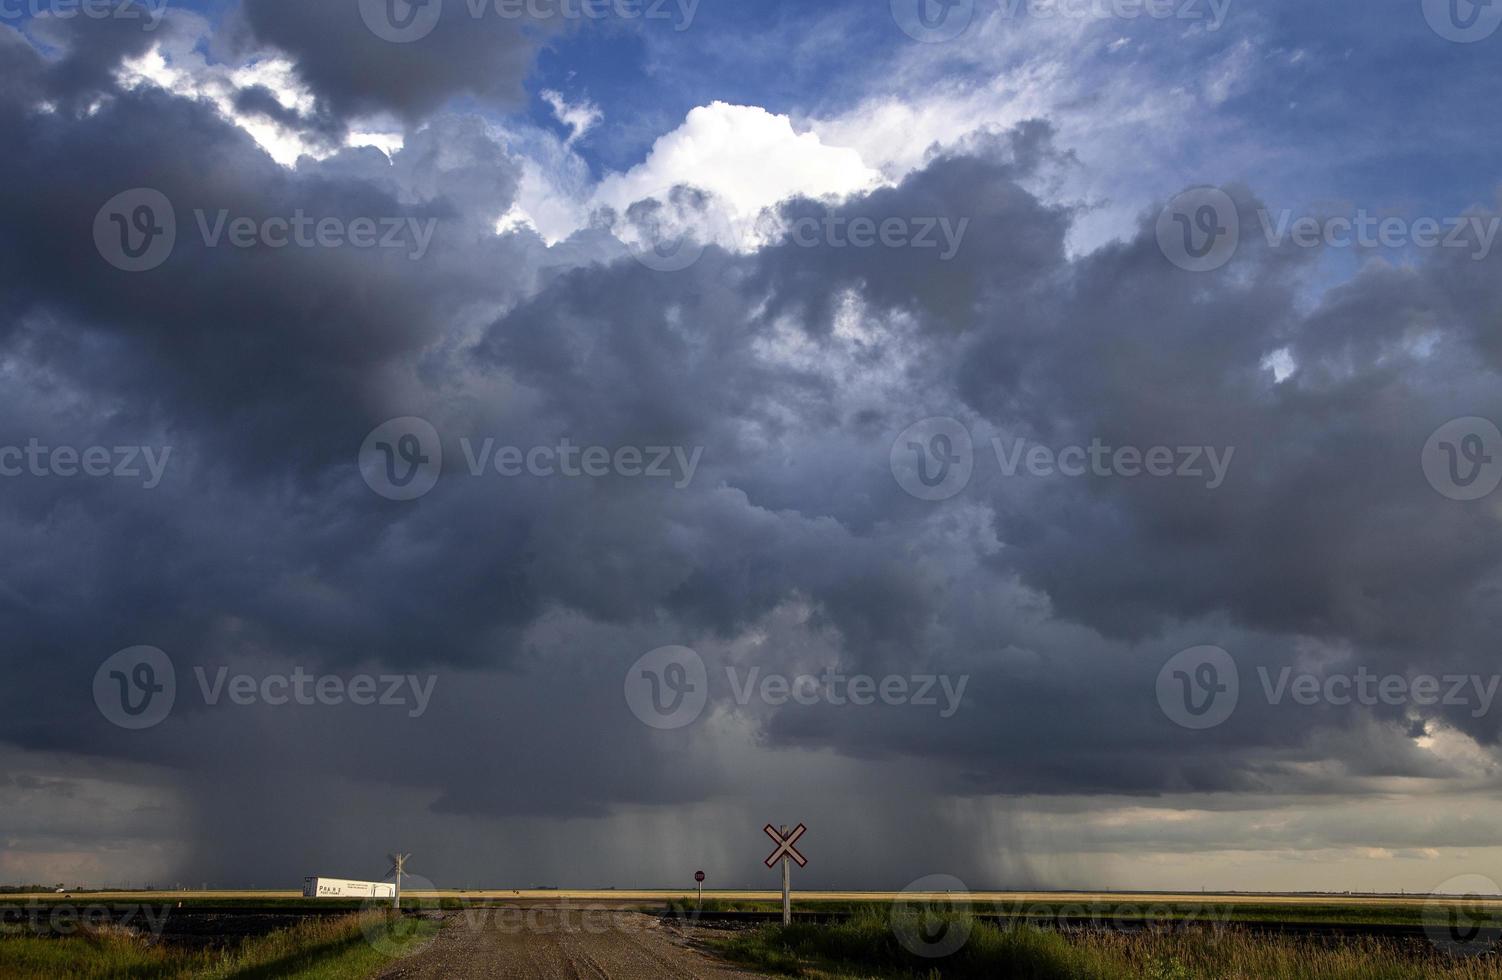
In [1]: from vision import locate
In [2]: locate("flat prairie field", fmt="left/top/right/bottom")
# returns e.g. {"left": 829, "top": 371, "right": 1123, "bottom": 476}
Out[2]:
{"left": 8, "top": 889, "right": 1500, "bottom": 917}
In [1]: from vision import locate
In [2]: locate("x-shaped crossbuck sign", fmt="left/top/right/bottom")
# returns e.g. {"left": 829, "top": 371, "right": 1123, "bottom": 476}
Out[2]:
{"left": 763, "top": 823, "right": 808, "bottom": 868}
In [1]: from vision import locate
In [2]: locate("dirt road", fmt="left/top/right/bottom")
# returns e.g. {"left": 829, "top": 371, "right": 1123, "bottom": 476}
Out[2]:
{"left": 376, "top": 905, "right": 767, "bottom": 979}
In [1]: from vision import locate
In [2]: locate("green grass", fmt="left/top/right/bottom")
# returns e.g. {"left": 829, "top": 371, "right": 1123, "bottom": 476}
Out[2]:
{"left": 667, "top": 898, "right": 1452, "bottom": 928}
{"left": 0, "top": 910, "right": 437, "bottom": 979}
{"left": 714, "top": 909, "right": 1502, "bottom": 979}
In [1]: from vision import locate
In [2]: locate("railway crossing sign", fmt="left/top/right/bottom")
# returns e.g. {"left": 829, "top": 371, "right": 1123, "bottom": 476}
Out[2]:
{"left": 764, "top": 824, "right": 807, "bottom": 925}
{"left": 386, "top": 853, "right": 410, "bottom": 910}
{"left": 763, "top": 824, "right": 807, "bottom": 868}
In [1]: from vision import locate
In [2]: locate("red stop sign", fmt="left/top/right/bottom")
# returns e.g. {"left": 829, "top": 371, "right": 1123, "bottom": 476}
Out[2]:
{"left": 694, "top": 871, "right": 705, "bottom": 882}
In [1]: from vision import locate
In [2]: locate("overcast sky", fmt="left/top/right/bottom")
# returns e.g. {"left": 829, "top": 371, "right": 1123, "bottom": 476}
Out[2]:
{"left": 3, "top": 0, "right": 1502, "bottom": 895}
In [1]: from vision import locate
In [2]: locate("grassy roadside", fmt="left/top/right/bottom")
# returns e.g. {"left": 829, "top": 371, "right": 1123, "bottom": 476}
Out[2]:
{"left": 666, "top": 897, "right": 1457, "bottom": 928}
{"left": 712, "top": 910, "right": 1502, "bottom": 979}
{"left": 0, "top": 909, "right": 438, "bottom": 979}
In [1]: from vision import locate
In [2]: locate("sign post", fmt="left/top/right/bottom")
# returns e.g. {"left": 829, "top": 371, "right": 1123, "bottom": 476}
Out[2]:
{"left": 763, "top": 823, "right": 807, "bottom": 927}
{"left": 386, "top": 853, "right": 410, "bottom": 910}
{"left": 695, "top": 870, "right": 705, "bottom": 907}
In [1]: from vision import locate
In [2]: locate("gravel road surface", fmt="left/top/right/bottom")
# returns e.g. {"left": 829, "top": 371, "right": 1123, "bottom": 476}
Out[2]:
{"left": 376, "top": 904, "right": 767, "bottom": 979}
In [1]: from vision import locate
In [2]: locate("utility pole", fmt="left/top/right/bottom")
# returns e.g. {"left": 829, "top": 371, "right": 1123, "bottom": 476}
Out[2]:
{"left": 387, "top": 853, "right": 410, "bottom": 910}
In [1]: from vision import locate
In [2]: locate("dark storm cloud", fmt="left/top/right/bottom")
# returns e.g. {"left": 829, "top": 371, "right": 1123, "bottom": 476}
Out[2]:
{"left": 3, "top": 9, "right": 1502, "bottom": 889}
{"left": 236, "top": 0, "right": 559, "bottom": 124}
{"left": 19, "top": 5, "right": 165, "bottom": 110}
{"left": 231, "top": 84, "right": 347, "bottom": 150}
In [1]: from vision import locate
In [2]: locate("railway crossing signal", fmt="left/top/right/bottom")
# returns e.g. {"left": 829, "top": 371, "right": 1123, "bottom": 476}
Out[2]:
{"left": 386, "top": 853, "right": 410, "bottom": 910}
{"left": 763, "top": 824, "right": 807, "bottom": 926}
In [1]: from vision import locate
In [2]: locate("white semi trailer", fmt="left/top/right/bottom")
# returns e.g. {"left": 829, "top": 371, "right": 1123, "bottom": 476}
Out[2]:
{"left": 302, "top": 877, "right": 396, "bottom": 899}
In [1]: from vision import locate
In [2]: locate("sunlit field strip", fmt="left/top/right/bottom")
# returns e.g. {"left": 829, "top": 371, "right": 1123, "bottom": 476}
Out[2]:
{"left": 8, "top": 889, "right": 1501, "bottom": 908}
